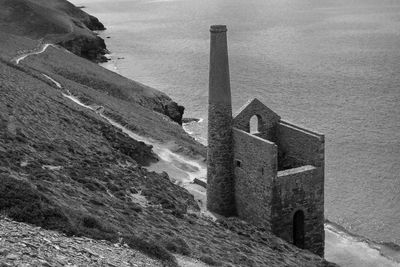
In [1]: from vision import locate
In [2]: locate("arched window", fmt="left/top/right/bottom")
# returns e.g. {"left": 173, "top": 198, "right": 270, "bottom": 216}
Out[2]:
{"left": 250, "top": 115, "right": 260, "bottom": 134}
{"left": 293, "top": 210, "right": 305, "bottom": 249}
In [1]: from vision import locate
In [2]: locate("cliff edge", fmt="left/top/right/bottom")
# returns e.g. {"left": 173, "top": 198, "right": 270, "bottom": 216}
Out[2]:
{"left": 0, "top": 0, "right": 185, "bottom": 124}
{"left": 0, "top": 0, "right": 107, "bottom": 62}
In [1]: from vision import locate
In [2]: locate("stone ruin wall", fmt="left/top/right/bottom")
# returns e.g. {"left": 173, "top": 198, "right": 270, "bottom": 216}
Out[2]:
{"left": 273, "top": 122, "right": 325, "bottom": 256}
{"left": 233, "top": 99, "right": 280, "bottom": 143}
{"left": 276, "top": 121, "right": 325, "bottom": 172}
{"left": 231, "top": 113, "right": 325, "bottom": 256}
{"left": 272, "top": 166, "right": 325, "bottom": 257}
{"left": 232, "top": 128, "right": 277, "bottom": 230}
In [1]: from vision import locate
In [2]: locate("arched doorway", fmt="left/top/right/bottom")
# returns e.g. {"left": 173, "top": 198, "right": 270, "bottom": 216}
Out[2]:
{"left": 293, "top": 210, "right": 305, "bottom": 249}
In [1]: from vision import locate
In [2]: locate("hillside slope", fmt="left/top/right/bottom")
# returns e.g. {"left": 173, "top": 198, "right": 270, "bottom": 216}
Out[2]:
{"left": 0, "top": 0, "right": 106, "bottom": 61}
{"left": 0, "top": 0, "right": 187, "bottom": 124}
{"left": 1, "top": 30, "right": 187, "bottom": 126}
{"left": 0, "top": 58, "right": 336, "bottom": 266}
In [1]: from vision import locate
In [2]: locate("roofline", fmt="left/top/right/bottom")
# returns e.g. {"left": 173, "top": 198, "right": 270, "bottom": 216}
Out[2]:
{"left": 279, "top": 120, "right": 324, "bottom": 141}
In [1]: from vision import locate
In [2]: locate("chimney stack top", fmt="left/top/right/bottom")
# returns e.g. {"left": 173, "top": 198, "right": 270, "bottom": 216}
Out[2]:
{"left": 210, "top": 25, "right": 227, "bottom": 33}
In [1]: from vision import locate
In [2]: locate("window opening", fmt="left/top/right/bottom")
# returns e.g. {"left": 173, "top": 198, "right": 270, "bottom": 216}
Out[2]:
{"left": 250, "top": 115, "right": 260, "bottom": 134}
{"left": 235, "top": 160, "right": 242, "bottom": 168}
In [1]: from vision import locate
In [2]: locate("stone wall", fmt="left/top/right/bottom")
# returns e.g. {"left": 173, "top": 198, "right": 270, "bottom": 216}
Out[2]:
{"left": 233, "top": 128, "right": 277, "bottom": 229}
{"left": 272, "top": 166, "right": 325, "bottom": 257}
{"left": 274, "top": 121, "right": 324, "bottom": 256}
{"left": 207, "top": 103, "right": 236, "bottom": 216}
{"left": 233, "top": 99, "right": 280, "bottom": 142}
{"left": 276, "top": 120, "right": 324, "bottom": 172}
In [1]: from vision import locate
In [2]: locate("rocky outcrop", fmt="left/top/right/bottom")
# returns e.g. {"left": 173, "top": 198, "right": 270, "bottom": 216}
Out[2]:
{"left": 164, "top": 102, "right": 185, "bottom": 125}
{"left": 182, "top": 118, "right": 201, "bottom": 124}
{"left": 85, "top": 14, "right": 106, "bottom": 31}
{"left": 57, "top": 35, "right": 108, "bottom": 63}
{"left": 0, "top": 0, "right": 108, "bottom": 63}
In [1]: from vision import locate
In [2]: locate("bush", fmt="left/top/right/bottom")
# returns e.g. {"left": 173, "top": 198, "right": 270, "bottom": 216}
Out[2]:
{"left": 162, "top": 236, "right": 191, "bottom": 256}
{"left": 0, "top": 174, "right": 73, "bottom": 232}
{"left": 200, "top": 255, "right": 222, "bottom": 266}
{"left": 82, "top": 215, "right": 101, "bottom": 229}
{"left": 123, "top": 235, "right": 178, "bottom": 267}
{"left": 0, "top": 174, "right": 118, "bottom": 242}
{"left": 0, "top": 174, "right": 46, "bottom": 221}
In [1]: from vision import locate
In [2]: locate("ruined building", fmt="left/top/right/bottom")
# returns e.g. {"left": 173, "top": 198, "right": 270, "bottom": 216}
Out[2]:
{"left": 206, "top": 25, "right": 325, "bottom": 256}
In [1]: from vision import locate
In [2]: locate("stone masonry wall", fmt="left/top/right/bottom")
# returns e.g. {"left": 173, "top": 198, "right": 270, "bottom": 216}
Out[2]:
{"left": 233, "top": 99, "right": 280, "bottom": 142}
{"left": 207, "top": 104, "right": 236, "bottom": 216}
{"left": 233, "top": 128, "right": 277, "bottom": 230}
{"left": 272, "top": 166, "right": 325, "bottom": 257}
{"left": 274, "top": 122, "right": 324, "bottom": 256}
{"left": 276, "top": 121, "right": 324, "bottom": 172}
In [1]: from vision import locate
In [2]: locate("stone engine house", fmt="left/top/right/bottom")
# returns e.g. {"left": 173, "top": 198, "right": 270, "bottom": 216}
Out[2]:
{"left": 206, "top": 25, "right": 325, "bottom": 256}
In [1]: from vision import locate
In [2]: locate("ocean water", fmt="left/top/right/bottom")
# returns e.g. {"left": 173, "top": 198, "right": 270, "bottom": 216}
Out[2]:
{"left": 70, "top": 0, "right": 400, "bottom": 265}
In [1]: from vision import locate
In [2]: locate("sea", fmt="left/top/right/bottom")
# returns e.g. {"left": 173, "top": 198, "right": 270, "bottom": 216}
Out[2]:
{"left": 70, "top": 0, "right": 400, "bottom": 266}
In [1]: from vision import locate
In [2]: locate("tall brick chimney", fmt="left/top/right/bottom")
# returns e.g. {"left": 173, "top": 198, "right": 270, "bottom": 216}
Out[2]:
{"left": 206, "top": 25, "right": 236, "bottom": 216}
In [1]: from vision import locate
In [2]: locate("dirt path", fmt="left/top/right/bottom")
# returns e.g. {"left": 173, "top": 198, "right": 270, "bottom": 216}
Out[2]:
{"left": 14, "top": 43, "right": 53, "bottom": 64}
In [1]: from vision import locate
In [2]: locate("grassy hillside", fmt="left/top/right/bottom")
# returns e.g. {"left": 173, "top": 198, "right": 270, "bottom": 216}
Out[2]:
{"left": 22, "top": 44, "right": 189, "bottom": 130}
{"left": 0, "top": 0, "right": 106, "bottom": 62}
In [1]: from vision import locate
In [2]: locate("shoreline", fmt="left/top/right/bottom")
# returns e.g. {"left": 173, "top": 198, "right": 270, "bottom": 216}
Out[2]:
{"left": 325, "top": 220, "right": 400, "bottom": 265}
{"left": 99, "top": 52, "right": 120, "bottom": 74}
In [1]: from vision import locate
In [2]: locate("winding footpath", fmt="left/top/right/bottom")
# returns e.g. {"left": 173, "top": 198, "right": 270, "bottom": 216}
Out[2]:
{"left": 7, "top": 47, "right": 214, "bottom": 266}
{"left": 18, "top": 49, "right": 210, "bottom": 214}
{"left": 14, "top": 43, "right": 54, "bottom": 64}
{"left": 61, "top": 92, "right": 209, "bottom": 213}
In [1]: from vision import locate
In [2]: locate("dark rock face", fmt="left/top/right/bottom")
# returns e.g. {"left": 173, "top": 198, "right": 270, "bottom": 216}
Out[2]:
{"left": 57, "top": 36, "right": 108, "bottom": 63}
{"left": 193, "top": 178, "right": 207, "bottom": 188}
{"left": 86, "top": 15, "right": 106, "bottom": 31}
{"left": 164, "top": 102, "right": 185, "bottom": 125}
{"left": 182, "top": 118, "right": 200, "bottom": 124}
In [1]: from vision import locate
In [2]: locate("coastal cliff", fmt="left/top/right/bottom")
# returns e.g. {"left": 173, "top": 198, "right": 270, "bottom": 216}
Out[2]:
{"left": 0, "top": 0, "right": 107, "bottom": 62}
{"left": 0, "top": 1, "right": 337, "bottom": 266}
{"left": 0, "top": 0, "right": 184, "bottom": 124}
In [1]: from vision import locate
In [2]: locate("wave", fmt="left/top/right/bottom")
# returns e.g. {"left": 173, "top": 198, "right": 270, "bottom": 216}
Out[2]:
{"left": 99, "top": 53, "right": 120, "bottom": 74}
